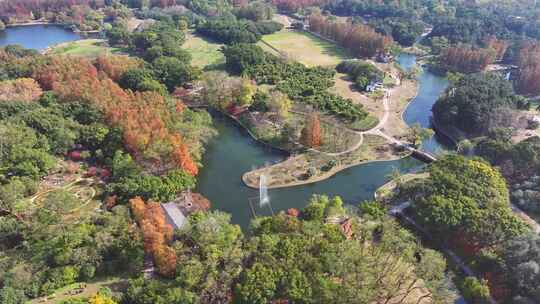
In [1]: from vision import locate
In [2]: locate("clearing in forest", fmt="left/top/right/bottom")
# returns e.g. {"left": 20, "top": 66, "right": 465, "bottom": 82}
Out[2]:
{"left": 183, "top": 32, "right": 225, "bottom": 68}
{"left": 258, "top": 30, "right": 352, "bottom": 67}
{"left": 49, "top": 39, "right": 122, "bottom": 57}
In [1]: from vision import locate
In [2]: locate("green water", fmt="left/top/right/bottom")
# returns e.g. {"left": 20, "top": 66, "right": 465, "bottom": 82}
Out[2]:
{"left": 197, "top": 54, "right": 450, "bottom": 229}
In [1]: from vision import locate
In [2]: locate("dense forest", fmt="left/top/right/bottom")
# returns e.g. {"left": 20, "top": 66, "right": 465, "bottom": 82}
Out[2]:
{"left": 0, "top": 0, "right": 127, "bottom": 31}
{"left": 402, "top": 155, "right": 537, "bottom": 303}
{"left": 0, "top": 37, "right": 213, "bottom": 302}
{"left": 432, "top": 73, "right": 528, "bottom": 136}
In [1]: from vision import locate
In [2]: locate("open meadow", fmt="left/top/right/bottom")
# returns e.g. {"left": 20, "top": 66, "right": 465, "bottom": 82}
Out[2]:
{"left": 49, "top": 39, "right": 123, "bottom": 57}
{"left": 258, "top": 30, "right": 352, "bottom": 67}
{"left": 183, "top": 32, "right": 225, "bottom": 68}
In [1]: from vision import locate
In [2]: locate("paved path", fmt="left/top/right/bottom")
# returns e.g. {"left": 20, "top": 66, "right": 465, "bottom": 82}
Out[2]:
{"left": 308, "top": 75, "right": 408, "bottom": 156}
{"left": 511, "top": 204, "right": 540, "bottom": 234}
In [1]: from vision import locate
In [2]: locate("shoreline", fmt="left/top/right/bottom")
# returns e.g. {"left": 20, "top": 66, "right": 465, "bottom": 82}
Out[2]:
{"left": 429, "top": 117, "right": 461, "bottom": 146}
{"left": 5, "top": 21, "right": 101, "bottom": 34}
{"left": 6, "top": 21, "right": 61, "bottom": 27}
{"left": 242, "top": 149, "right": 411, "bottom": 190}
{"left": 239, "top": 65, "right": 420, "bottom": 190}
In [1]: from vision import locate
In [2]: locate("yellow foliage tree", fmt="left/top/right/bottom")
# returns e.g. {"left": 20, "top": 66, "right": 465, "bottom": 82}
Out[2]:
{"left": 89, "top": 294, "right": 117, "bottom": 304}
{"left": 268, "top": 91, "right": 291, "bottom": 119}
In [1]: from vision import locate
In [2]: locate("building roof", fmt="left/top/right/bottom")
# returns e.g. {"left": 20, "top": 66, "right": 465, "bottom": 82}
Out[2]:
{"left": 161, "top": 202, "right": 186, "bottom": 230}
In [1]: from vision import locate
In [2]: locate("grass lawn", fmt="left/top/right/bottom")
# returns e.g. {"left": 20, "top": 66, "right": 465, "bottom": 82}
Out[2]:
{"left": 258, "top": 30, "right": 352, "bottom": 67}
{"left": 29, "top": 275, "right": 130, "bottom": 304}
{"left": 183, "top": 32, "right": 225, "bottom": 68}
{"left": 50, "top": 39, "right": 123, "bottom": 57}
{"left": 348, "top": 115, "right": 379, "bottom": 131}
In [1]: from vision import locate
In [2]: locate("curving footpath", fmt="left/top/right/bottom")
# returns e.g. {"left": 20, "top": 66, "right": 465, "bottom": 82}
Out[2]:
{"left": 309, "top": 74, "right": 412, "bottom": 156}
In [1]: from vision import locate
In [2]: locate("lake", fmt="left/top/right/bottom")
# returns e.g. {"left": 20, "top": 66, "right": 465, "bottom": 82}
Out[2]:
{"left": 0, "top": 24, "right": 82, "bottom": 50}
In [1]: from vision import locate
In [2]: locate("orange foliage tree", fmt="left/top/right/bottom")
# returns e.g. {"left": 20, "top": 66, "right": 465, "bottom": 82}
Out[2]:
{"left": 129, "top": 197, "right": 177, "bottom": 277}
{"left": 94, "top": 55, "right": 143, "bottom": 82}
{"left": 300, "top": 112, "right": 322, "bottom": 148}
{"left": 485, "top": 36, "right": 508, "bottom": 61}
{"left": 32, "top": 56, "right": 198, "bottom": 175}
{"left": 0, "top": 78, "right": 42, "bottom": 102}
{"left": 439, "top": 45, "right": 495, "bottom": 73}
{"left": 309, "top": 13, "right": 393, "bottom": 58}
{"left": 517, "top": 41, "right": 540, "bottom": 95}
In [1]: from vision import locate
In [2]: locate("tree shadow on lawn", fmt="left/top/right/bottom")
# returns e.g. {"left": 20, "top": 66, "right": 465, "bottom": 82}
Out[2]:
{"left": 296, "top": 31, "right": 353, "bottom": 61}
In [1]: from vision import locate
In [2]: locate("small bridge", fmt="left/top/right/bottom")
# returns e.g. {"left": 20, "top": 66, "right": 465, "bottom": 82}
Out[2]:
{"left": 390, "top": 141, "right": 437, "bottom": 163}
{"left": 409, "top": 147, "right": 437, "bottom": 163}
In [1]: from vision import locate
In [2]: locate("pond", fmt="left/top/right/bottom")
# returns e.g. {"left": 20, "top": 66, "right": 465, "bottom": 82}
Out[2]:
{"left": 0, "top": 24, "right": 82, "bottom": 51}
{"left": 197, "top": 53, "right": 450, "bottom": 229}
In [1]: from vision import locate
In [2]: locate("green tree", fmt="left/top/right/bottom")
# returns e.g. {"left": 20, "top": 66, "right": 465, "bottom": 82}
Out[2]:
{"left": 359, "top": 200, "right": 387, "bottom": 220}
{"left": 412, "top": 155, "right": 527, "bottom": 246}
{"left": 152, "top": 56, "right": 199, "bottom": 91}
{"left": 236, "top": 263, "right": 279, "bottom": 303}
{"left": 267, "top": 91, "right": 291, "bottom": 120}
{"left": 408, "top": 123, "right": 434, "bottom": 147}
{"left": 222, "top": 43, "right": 267, "bottom": 74}
{"left": 0, "top": 287, "right": 27, "bottom": 304}
{"left": 461, "top": 277, "right": 491, "bottom": 304}
{"left": 118, "top": 68, "right": 165, "bottom": 94}
{"left": 236, "top": 78, "right": 256, "bottom": 106}
{"left": 433, "top": 74, "right": 520, "bottom": 135}
{"left": 502, "top": 233, "right": 540, "bottom": 302}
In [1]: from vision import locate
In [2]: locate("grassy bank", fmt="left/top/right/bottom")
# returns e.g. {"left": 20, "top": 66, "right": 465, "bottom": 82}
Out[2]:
{"left": 49, "top": 39, "right": 123, "bottom": 57}
{"left": 258, "top": 30, "right": 352, "bottom": 67}
{"left": 243, "top": 134, "right": 410, "bottom": 189}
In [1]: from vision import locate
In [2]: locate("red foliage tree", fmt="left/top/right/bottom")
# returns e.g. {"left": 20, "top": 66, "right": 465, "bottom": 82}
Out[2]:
{"left": 483, "top": 272, "right": 511, "bottom": 302}
{"left": 94, "top": 55, "right": 143, "bottom": 82}
{"left": 300, "top": 113, "right": 322, "bottom": 148}
{"left": 287, "top": 208, "right": 299, "bottom": 217}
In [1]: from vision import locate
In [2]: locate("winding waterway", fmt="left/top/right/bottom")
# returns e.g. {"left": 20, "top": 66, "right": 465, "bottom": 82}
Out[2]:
{"left": 5, "top": 26, "right": 464, "bottom": 303}
{"left": 0, "top": 26, "right": 450, "bottom": 229}
{"left": 0, "top": 24, "right": 81, "bottom": 51}
{"left": 198, "top": 54, "right": 450, "bottom": 228}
